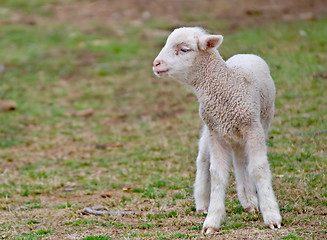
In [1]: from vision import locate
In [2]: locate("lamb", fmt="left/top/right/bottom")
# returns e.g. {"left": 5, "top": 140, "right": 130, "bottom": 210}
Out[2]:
{"left": 152, "top": 27, "right": 282, "bottom": 234}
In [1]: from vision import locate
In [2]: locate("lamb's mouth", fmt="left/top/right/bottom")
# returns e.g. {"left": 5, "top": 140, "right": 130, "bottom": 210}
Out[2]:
{"left": 154, "top": 69, "right": 169, "bottom": 77}
{"left": 156, "top": 69, "right": 169, "bottom": 75}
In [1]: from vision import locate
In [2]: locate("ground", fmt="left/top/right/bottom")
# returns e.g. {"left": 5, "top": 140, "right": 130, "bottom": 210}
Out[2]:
{"left": 0, "top": 0, "right": 326, "bottom": 239}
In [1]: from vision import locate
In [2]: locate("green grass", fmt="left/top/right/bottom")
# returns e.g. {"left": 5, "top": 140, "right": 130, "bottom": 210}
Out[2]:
{"left": 64, "top": 219, "right": 96, "bottom": 226}
{"left": 0, "top": 0, "right": 60, "bottom": 15}
{"left": 0, "top": 1, "right": 326, "bottom": 239}
{"left": 16, "top": 229, "right": 53, "bottom": 240}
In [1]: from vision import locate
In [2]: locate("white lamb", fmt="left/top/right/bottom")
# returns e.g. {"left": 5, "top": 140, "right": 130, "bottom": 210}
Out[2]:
{"left": 153, "top": 27, "right": 282, "bottom": 233}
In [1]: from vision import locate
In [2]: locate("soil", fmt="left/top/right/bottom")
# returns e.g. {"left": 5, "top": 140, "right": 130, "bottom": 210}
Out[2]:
{"left": 50, "top": 0, "right": 327, "bottom": 30}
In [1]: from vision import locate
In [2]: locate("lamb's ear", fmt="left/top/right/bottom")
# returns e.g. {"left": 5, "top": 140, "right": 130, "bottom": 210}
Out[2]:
{"left": 198, "top": 35, "right": 223, "bottom": 50}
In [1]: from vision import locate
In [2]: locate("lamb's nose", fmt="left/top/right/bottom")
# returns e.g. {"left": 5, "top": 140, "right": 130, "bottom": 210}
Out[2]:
{"left": 153, "top": 60, "right": 161, "bottom": 67}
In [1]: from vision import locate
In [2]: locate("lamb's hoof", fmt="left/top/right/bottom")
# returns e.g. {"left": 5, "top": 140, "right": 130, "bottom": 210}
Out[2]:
{"left": 197, "top": 209, "right": 208, "bottom": 214}
{"left": 202, "top": 227, "right": 218, "bottom": 234}
{"left": 269, "top": 222, "right": 281, "bottom": 229}
{"left": 264, "top": 211, "right": 282, "bottom": 229}
{"left": 245, "top": 206, "right": 259, "bottom": 212}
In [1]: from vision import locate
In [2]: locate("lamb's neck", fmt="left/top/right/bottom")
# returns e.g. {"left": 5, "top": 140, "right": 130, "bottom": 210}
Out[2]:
{"left": 190, "top": 51, "right": 230, "bottom": 103}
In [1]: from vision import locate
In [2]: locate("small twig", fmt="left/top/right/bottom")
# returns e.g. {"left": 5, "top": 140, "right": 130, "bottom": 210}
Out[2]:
{"left": 83, "top": 207, "right": 140, "bottom": 216}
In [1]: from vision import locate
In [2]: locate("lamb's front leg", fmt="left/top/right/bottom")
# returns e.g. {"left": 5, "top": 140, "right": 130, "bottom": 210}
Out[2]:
{"left": 202, "top": 134, "right": 232, "bottom": 234}
{"left": 194, "top": 125, "right": 211, "bottom": 213}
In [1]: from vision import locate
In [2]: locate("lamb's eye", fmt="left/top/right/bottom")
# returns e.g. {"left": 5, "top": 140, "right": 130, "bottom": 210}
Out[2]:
{"left": 180, "top": 47, "right": 190, "bottom": 53}
{"left": 175, "top": 47, "right": 191, "bottom": 55}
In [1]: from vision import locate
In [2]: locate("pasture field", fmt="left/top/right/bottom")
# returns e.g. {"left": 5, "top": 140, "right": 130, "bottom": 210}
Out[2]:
{"left": 0, "top": 1, "right": 326, "bottom": 239}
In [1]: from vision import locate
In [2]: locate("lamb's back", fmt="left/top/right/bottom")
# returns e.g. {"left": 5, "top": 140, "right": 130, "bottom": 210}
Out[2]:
{"left": 226, "top": 54, "right": 271, "bottom": 82}
{"left": 226, "top": 54, "right": 276, "bottom": 132}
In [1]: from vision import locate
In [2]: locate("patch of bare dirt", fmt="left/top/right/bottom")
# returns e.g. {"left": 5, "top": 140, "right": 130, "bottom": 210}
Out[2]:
{"left": 5, "top": 0, "right": 327, "bottom": 30}
{"left": 49, "top": 0, "right": 327, "bottom": 30}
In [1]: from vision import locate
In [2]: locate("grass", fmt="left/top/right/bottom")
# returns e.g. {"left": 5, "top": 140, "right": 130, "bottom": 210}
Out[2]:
{"left": 0, "top": 0, "right": 326, "bottom": 239}
{"left": 82, "top": 236, "right": 113, "bottom": 240}
{"left": 0, "top": 0, "right": 60, "bottom": 15}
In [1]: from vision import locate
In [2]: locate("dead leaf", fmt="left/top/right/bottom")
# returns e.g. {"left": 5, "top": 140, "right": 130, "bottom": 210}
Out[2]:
{"left": 95, "top": 144, "right": 123, "bottom": 150}
{"left": 314, "top": 72, "right": 327, "bottom": 79}
{"left": 100, "top": 191, "right": 112, "bottom": 198}
{"left": 0, "top": 100, "right": 17, "bottom": 111}
{"left": 122, "top": 186, "right": 133, "bottom": 192}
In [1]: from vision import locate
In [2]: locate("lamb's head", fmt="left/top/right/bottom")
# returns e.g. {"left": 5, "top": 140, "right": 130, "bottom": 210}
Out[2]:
{"left": 153, "top": 27, "right": 223, "bottom": 83}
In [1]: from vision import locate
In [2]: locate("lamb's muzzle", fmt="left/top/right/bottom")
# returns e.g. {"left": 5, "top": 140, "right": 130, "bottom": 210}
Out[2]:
{"left": 153, "top": 59, "right": 169, "bottom": 76}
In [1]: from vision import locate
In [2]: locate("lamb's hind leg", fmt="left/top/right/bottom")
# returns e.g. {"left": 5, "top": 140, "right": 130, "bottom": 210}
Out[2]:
{"left": 233, "top": 144, "right": 258, "bottom": 212}
{"left": 245, "top": 123, "right": 282, "bottom": 229}
{"left": 194, "top": 125, "right": 211, "bottom": 213}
